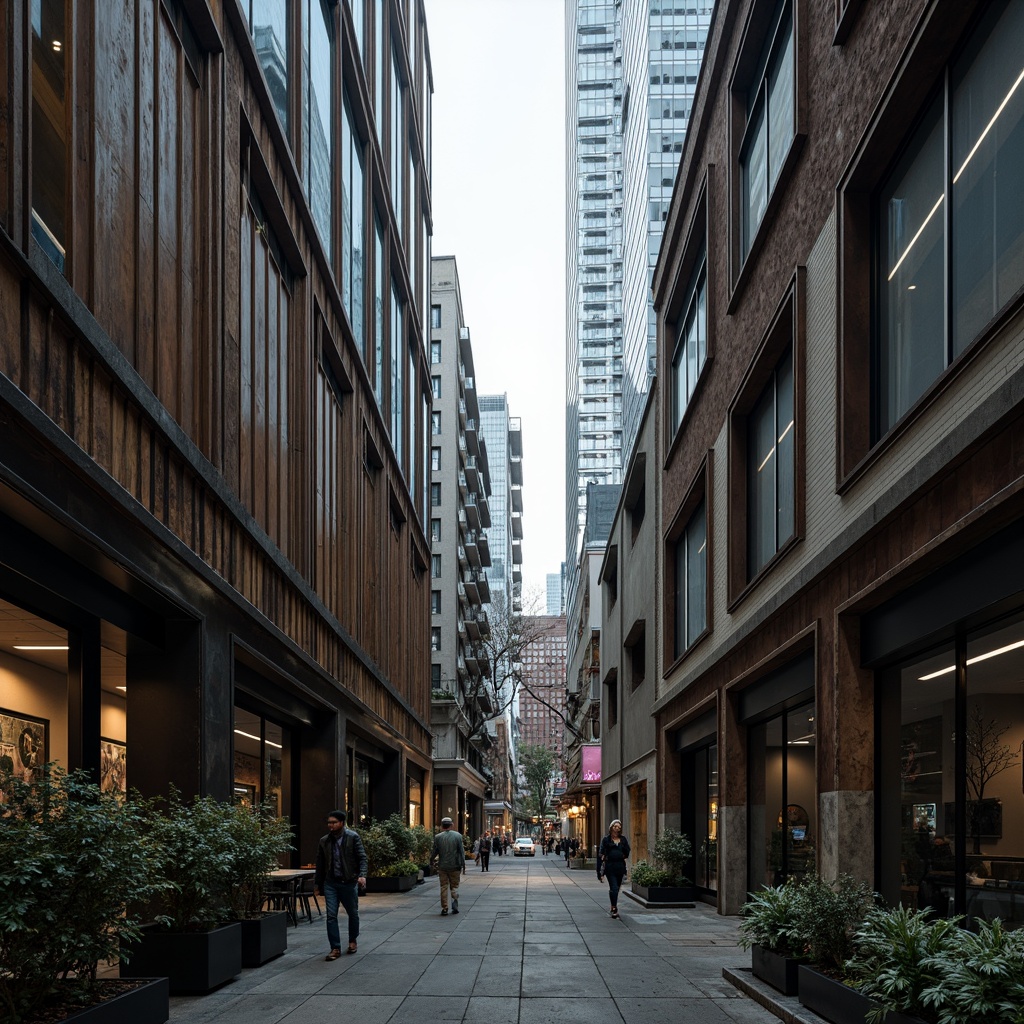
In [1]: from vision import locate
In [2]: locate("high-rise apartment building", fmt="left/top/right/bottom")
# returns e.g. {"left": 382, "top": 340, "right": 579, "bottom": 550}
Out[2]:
{"left": 429, "top": 256, "right": 494, "bottom": 839}
{"left": 546, "top": 570, "right": 565, "bottom": 616}
{"left": 519, "top": 616, "right": 568, "bottom": 765}
{"left": 565, "top": 0, "right": 712, "bottom": 578}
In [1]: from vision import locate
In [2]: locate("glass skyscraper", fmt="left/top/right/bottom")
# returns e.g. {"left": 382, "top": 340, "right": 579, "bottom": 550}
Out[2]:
{"left": 565, "top": 0, "right": 713, "bottom": 578}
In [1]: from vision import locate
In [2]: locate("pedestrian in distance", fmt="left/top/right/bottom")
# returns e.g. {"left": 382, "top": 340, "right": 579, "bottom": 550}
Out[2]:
{"left": 313, "top": 810, "right": 367, "bottom": 959}
{"left": 478, "top": 831, "right": 491, "bottom": 871}
{"left": 431, "top": 816, "right": 466, "bottom": 915}
{"left": 597, "top": 818, "right": 630, "bottom": 919}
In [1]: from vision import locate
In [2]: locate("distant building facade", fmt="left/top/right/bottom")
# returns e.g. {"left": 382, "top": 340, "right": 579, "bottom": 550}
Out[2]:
{"left": 546, "top": 571, "right": 564, "bottom": 616}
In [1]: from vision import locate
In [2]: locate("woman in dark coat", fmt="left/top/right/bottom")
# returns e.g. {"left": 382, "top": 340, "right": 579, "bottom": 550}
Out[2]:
{"left": 597, "top": 819, "right": 630, "bottom": 918}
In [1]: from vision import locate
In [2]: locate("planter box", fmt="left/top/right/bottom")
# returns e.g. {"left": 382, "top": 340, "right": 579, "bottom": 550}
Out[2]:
{"left": 121, "top": 922, "right": 242, "bottom": 994}
{"left": 239, "top": 912, "right": 288, "bottom": 967}
{"left": 569, "top": 857, "right": 589, "bottom": 869}
{"left": 56, "top": 978, "right": 169, "bottom": 1024}
{"left": 364, "top": 875, "right": 417, "bottom": 893}
{"left": 631, "top": 882, "right": 698, "bottom": 902}
{"left": 751, "top": 944, "right": 801, "bottom": 996}
{"left": 797, "top": 966, "right": 926, "bottom": 1024}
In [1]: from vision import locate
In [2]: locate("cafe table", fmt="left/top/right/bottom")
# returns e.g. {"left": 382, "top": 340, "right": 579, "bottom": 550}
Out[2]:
{"left": 266, "top": 868, "right": 316, "bottom": 926}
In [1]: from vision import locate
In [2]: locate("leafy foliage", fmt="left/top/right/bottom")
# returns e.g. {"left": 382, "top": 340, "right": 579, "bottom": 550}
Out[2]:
{"left": 376, "top": 859, "right": 421, "bottom": 878}
{"left": 145, "top": 787, "right": 237, "bottom": 931}
{"left": 738, "top": 880, "right": 807, "bottom": 959}
{"left": 0, "top": 764, "right": 159, "bottom": 1023}
{"left": 788, "top": 872, "right": 875, "bottom": 973}
{"left": 630, "top": 860, "right": 673, "bottom": 887}
{"left": 361, "top": 814, "right": 413, "bottom": 877}
{"left": 409, "top": 824, "right": 434, "bottom": 866}
{"left": 518, "top": 744, "right": 556, "bottom": 818}
{"left": 652, "top": 828, "right": 692, "bottom": 886}
{"left": 225, "top": 801, "right": 294, "bottom": 920}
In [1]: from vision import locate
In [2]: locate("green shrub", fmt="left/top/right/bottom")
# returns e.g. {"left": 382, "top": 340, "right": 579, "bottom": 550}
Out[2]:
{"left": 847, "top": 904, "right": 962, "bottom": 1023}
{"left": 409, "top": 824, "right": 434, "bottom": 866}
{"left": 630, "top": 860, "right": 672, "bottom": 887}
{"left": 790, "top": 872, "right": 875, "bottom": 974}
{"left": 652, "top": 828, "right": 693, "bottom": 886}
{"left": 225, "top": 801, "right": 294, "bottom": 920}
{"left": 0, "top": 764, "right": 159, "bottom": 1023}
{"left": 738, "top": 880, "right": 806, "bottom": 959}
{"left": 361, "top": 814, "right": 413, "bottom": 877}
{"left": 377, "top": 859, "right": 420, "bottom": 878}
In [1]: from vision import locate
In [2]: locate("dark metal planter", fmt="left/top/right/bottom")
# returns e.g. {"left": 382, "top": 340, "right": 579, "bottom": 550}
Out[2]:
{"left": 121, "top": 922, "right": 242, "bottom": 994}
{"left": 751, "top": 944, "right": 801, "bottom": 996}
{"left": 364, "top": 875, "right": 417, "bottom": 893}
{"left": 57, "top": 978, "right": 169, "bottom": 1024}
{"left": 631, "top": 883, "right": 698, "bottom": 902}
{"left": 239, "top": 911, "right": 288, "bottom": 967}
{"left": 797, "top": 966, "right": 927, "bottom": 1024}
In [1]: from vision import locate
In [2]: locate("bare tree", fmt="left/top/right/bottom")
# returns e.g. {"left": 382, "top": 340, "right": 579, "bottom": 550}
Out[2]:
{"left": 965, "top": 705, "right": 1021, "bottom": 853}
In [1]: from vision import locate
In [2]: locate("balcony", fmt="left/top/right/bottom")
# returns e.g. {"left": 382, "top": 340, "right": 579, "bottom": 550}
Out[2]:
{"left": 512, "top": 537, "right": 522, "bottom": 564}
{"left": 463, "top": 570, "right": 479, "bottom": 605}
{"left": 513, "top": 565, "right": 522, "bottom": 584}
{"left": 473, "top": 569, "right": 491, "bottom": 604}
{"left": 511, "top": 510, "right": 523, "bottom": 540}
{"left": 458, "top": 471, "right": 468, "bottom": 496}
{"left": 465, "top": 455, "right": 481, "bottom": 492}
{"left": 474, "top": 610, "right": 491, "bottom": 639}
{"left": 458, "top": 544, "right": 468, "bottom": 568}
{"left": 510, "top": 455, "right": 523, "bottom": 486}
{"left": 465, "top": 614, "right": 480, "bottom": 641}
{"left": 511, "top": 486, "right": 523, "bottom": 513}
{"left": 465, "top": 492, "right": 481, "bottom": 530}
{"left": 464, "top": 531, "right": 481, "bottom": 568}
{"left": 478, "top": 532, "right": 491, "bottom": 567}
{"left": 509, "top": 417, "right": 522, "bottom": 457}
{"left": 478, "top": 494, "right": 491, "bottom": 529}
{"left": 464, "top": 646, "right": 480, "bottom": 676}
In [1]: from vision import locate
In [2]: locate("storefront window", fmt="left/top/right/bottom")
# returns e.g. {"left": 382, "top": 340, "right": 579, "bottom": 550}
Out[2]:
{"left": 408, "top": 776, "right": 422, "bottom": 826}
{"left": 232, "top": 705, "right": 290, "bottom": 818}
{"left": 881, "top": 612, "right": 1024, "bottom": 929}
{"left": 748, "top": 701, "right": 816, "bottom": 890}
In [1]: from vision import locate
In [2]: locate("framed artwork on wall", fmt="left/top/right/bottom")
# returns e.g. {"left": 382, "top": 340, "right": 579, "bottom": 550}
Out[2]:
{"left": 0, "top": 708, "right": 48, "bottom": 783}
{"left": 100, "top": 738, "right": 127, "bottom": 796}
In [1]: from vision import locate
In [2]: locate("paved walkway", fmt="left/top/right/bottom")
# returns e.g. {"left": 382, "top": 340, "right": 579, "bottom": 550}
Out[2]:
{"left": 164, "top": 853, "right": 779, "bottom": 1024}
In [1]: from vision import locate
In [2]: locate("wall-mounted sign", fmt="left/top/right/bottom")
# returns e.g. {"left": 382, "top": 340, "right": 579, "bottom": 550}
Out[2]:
{"left": 582, "top": 744, "right": 601, "bottom": 784}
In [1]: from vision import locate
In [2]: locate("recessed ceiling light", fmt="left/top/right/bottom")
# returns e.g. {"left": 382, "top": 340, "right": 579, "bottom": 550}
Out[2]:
{"left": 14, "top": 645, "right": 69, "bottom": 651}
{"left": 116, "top": 685, "right": 127, "bottom": 692}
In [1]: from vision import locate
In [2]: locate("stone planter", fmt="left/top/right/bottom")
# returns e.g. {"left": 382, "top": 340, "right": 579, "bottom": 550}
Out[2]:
{"left": 364, "top": 875, "right": 417, "bottom": 893}
{"left": 630, "top": 882, "right": 698, "bottom": 902}
{"left": 121, "top": 922, "right": 242, "bottom": 994}
{"left": 239, "top": 911, "right": 288, "bottom": 967}
{"left": 53, "top": 978, "right": 169, "bottom": 1024}
{"left": 751, "top": 943, "right": 801, "bottom": 996}
{"left": 569, "top": 857, "right": 589, "bottom": 869}
{"left": 796, "top": 966, "right": 926, "bottom": 1024}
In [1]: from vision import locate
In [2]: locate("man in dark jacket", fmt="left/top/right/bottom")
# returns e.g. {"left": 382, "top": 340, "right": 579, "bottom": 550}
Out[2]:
{"left": 314, "top": 810, "right": 367, "bottom": 960}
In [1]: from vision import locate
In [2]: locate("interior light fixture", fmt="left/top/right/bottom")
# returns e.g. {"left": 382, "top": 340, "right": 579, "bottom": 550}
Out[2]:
{"left": 116, "top": 685, "right": 127, "bottom": 692}
{"left": 908, "top": 284, "right": 917, "bottom": 291}
{"left": 233, "top": 727, "right": 283, "bottom": 750}
{"left": 52, "top": 40, "right": 62, "bottom": 52}
{"left": 14, "top": 645, "right": 69, "bottom": 651}
{"left": 918, "top": 637, "right": 1024, "bottom": 681}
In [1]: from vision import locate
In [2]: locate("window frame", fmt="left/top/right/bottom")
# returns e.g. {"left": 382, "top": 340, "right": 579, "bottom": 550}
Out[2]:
{"left": 727, "top": 268, "right": 805, "bottom": 607}
{"left": 836, "top": 2, "right": 1022, "bottom": 488}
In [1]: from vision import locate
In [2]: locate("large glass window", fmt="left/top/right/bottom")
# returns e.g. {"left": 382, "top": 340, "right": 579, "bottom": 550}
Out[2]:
{"left": 390, "top": 45, "right": 404, "bottom": 233}
{"left": 303, "top": 0, "right": 333, "bottom": 257}
{"left": 683, "top": 743, "right": 719, "bottom": 893}
{"left": 391, "top": 280, "right": 404, "bottom": 458}
{"left": 233, "top": 705, "right": 290, "bottom": 819}
{"left": 245, "top": 0, "right": 290, "bottom": 135}
{"left": 747, "top": 347, "right": 795, "bottom": 577}
{"left": 374, "top": 0, "right": 385, "bottom": 132}
{"left": 671, "top": 258, "right": 707, "bottom": 433}
{"left": 31, "top": 0, "right": 69, "bottom": 272}
{"left": 373, "top": 209, "right": 385, "bottom": 405}
{"left": 748, "top": 701, "right": 816, "bottom": 890}
{"left": 882, "top": 612, "right": 1024, "bottom": 930}
{"left": 342, "top": 87, "right": 365, "bottom": 350}
{"left": 673, "top": 499, "right": 707, "bottom": 659}
{"left": 739, "top": 0, "right": 794, "bottom": 259}
{"left": 876, "top": 1, "right": 1024, "bottom": 438}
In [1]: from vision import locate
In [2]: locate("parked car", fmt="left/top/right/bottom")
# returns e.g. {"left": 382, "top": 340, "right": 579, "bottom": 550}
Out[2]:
{"left": 514, "top": 837, "right": 536, "bottom": 857}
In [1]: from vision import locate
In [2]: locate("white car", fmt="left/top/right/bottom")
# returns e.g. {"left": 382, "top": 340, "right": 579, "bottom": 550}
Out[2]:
{"left": 513, "top": 837, "right": 536, "bottom": 857}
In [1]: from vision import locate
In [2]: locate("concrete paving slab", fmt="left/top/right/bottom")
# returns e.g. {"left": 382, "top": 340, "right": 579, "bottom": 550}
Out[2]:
{"left": 518, "top": 996, "right": 626, "bottom": 1024}
{"left": 275, "top": 995, "right": 403, "bottom": 1024}
{"left": 615, "top": 996, "right": 739, "bottom": 1024}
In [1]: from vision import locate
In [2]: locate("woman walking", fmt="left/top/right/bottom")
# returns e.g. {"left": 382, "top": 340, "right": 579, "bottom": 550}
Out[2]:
{"left": 597, "top": 819, "right": 630, "bottom": 918}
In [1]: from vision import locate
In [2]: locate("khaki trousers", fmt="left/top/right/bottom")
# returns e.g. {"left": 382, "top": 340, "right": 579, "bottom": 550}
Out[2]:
{"left": 437, "top": 868, "right": 461, "bottom": 910}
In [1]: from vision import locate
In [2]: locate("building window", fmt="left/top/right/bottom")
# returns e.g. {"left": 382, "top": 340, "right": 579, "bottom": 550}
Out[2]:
{"left": 432, "top": 411, "right": 441, "bottom": 434}
{"left": 373, "top": 0, "right": 385, "bottom": 132}
{"left": 431, "top": 304, "right": 441, "bottom": 329}
{"left": 303, "top": 0, "right": 333, "bottom": 257}
{"left": 431, "top": 446, "right": 441, "bottom": 472}
{"left": 243, "top": 0, "right": 290, "bottom": 135}
{"left": 674, "top": 499, "right": 707, "bottom": 659}
{"left": 605, "top": 671, "right": 618, "bottom": 728}
{"left": 430, "top": 482, "right": 441, "bottom": 506}
{"left": 30, "top": 0, "right": 70, "bottom": 272}
{"left": 431, "top": 664, "right": 441, "bottom": 688}
{"left": 390, "top": 280, "right": 404, "bottom": 458}
{"left": 233, "top": 705, "right": 290, "bottom": 814}
{"left": 430, "top": 517, "right": 441, "bottom": 542}
{"left": 431, "top": 375, "right": 441, "bottom": 399}
{"left": 431, "top": 340, "right": 441, "bottom": 364}
{"left": 430, "top": 553, "right": 441, "bottom": 577}
{"left": 390, "top": 42, "right": 404, "bottom": 233}
{"left": 342, "top": 87, "right": 365, "bottom": 348}
{"left": 373, "top": 208, "right": 385, "bottom": 405}
{"left": 671, "top": 258, "right": 707, "bottom": 433}
{"left": 627, "top": 624, "right": 646, "bottom": 691}
{"left": 431, "top": 590, "right": 441, "bottom": 614}
{"left": 748, "top": 347, "right": 794, "bottom": 577}
{"left": 874, "top": 0, "right": 1024, "bottom": 439}
{"left": 739, "top": 0, "right": 795, "bottom": 261}
{"left": 350, "top": 0, "right": 364, "bottom": 57}
{"left": 431, "top": 626, "right": 441, "bottom": 651}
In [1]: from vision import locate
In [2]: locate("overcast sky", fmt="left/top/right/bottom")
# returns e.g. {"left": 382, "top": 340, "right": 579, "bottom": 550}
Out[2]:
{"left": 423, "top": 0, "right": 567, "bottom": 607}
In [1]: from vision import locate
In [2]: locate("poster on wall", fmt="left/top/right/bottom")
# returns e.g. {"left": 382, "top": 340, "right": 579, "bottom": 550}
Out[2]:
{"left": 100, "top": 739, "right": 127, "bottom": 796}
{"left": 0, "top": 708, "right": 48, "bottom": 785}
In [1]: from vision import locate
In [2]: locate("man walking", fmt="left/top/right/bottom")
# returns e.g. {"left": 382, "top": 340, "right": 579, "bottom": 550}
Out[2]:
{"left": 431, "top": 816, "right": 466, "bottom": 915}
{"left": 478, "top": 831, "right": 491, "bottom": 871}
{"left": 314, "top": 810, "right": 367, "bottom": 960}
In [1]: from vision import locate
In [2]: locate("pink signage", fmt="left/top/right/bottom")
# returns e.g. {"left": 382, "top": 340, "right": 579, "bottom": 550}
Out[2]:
{"left": 582, "top": 745, "right": 601, "bottom": 784}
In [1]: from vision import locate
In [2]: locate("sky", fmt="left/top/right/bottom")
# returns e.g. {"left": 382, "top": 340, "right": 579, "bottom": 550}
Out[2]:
{"left": 422, "top": 0, "right": 567, "bottom": 608}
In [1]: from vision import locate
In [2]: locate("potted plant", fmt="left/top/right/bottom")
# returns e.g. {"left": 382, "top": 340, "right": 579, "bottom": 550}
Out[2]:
{"left": 0, "top": 764, "right": 169, "bottom": 1024}
{"left": 738, "top": 880, "right": 806, "bottom": 995}
{"left": 362, "top": 814, "right": 419, "bottom": 892}
{"left": 792, "top": 873, "right": 876, "bottom": 1024}
{"left": 630, "top": 829, "right": 696, "bottom": 902}
{"left": 121, "top": 788, "right": 242, "bottom": 994}
{"left": 410, "top": 824, "right": 434, "bottom": 878}
{"left": 225, "top": 801, "right": 294, "bottom": 967}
